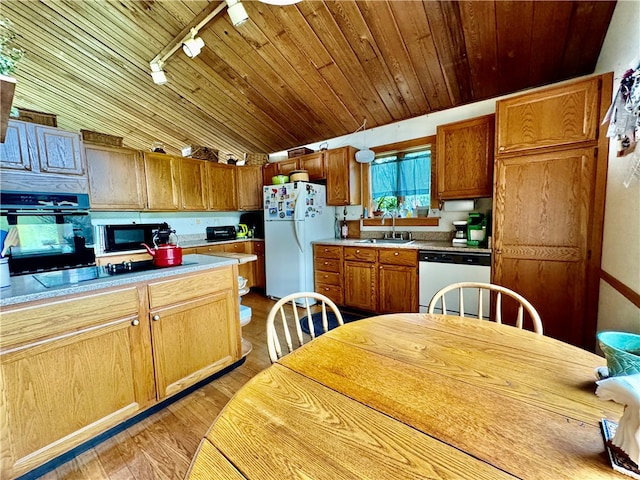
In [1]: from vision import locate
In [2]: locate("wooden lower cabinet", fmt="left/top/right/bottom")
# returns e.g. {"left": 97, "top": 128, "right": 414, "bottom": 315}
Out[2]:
{"left": 317, "top": 245, "right": 418, "bottom": 313}
{"left": 344, "top": 247, "right": 378, "bottom": 311}
{"left": 314, "top": 245, "right": 344, "bottom": 306}
{"left": 0, "top": 287, "right": 155, "bottom": 480}
{"left": 0, "top": 266, "right": 240, "bottom": 479}
{"left": 148, "top": 268, "right": 240, "bottom": 399}
{"left": 251, "top": 241, "right": 266, "bottom": 290}
{"left": 378, "top": 249, "right": 419, "bottom": 313}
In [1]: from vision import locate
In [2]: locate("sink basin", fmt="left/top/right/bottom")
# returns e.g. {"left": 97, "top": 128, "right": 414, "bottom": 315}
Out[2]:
{"left": 357, "top": 238, "right": 414, "bottom": 245}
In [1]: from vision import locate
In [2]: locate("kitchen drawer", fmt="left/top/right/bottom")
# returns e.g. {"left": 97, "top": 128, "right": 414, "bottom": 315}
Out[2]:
{"left": 314, "top": 245, "right": 343, "bottom": 260}
{"left": 344, "top": 246, "right": 377, "bottom": 262}
{"left": 315, "top": 271, "right": 341, "bottom": 286}
{"left": 148, "top": 268, "right": 234, "bottom": 308}
{"left": 314, "top": 257, "right": 342, "bottom": 273}
{"left": 315, "top": 283, "right": 343, "bottom": 306}
{"left": 0, "top": 287, "right": 140, "bottom": 350}
{"left": 224, "top": 242, "right": 247, "bottom": 254}
{"left": 378, "top": 248, "right": 418, "bottom": 267}
{"left": 197, "top": 245, "right": 225, "bottom": 254}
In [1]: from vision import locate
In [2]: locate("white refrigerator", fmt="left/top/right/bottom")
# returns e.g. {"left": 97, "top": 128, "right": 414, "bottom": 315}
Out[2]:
{"left": 264, "top": 182, "right": 335, "bottom": 301}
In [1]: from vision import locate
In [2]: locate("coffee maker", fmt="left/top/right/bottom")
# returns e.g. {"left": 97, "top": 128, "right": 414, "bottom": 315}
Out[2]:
{"left": 452, "top": 221, "right": 468, "bottom": 245}
{"left": 467, "top": 213, "right": 487, "bottom": 247}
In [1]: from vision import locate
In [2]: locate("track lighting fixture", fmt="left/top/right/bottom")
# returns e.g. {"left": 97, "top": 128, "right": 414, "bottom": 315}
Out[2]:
{"left": 149, "top": 60, "right": 167, "bottom": 85}
{"left": 183, "top": 28, "right": 205, "bottom": 58}
{"left": 226, "top": 0, "right": 248, "bottom": 27}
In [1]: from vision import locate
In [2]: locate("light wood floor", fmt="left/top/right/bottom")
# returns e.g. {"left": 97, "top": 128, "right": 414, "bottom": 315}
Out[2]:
{"left": 39, "top": 292, "right": 276, "bottom": 480}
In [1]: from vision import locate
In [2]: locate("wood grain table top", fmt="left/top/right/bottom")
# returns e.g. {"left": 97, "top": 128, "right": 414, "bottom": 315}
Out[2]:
{"left": 187, "top": 313, "right": 623, "bottom": 479}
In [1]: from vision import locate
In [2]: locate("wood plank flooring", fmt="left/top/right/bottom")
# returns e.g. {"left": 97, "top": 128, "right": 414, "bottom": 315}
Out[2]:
{"left": 39, "top": 292, "right": 276, "bottom": 480}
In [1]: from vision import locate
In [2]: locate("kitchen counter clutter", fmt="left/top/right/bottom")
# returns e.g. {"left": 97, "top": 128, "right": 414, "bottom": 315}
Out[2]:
{"left": 0, "top": 254, "right": 243, "bottom": 479}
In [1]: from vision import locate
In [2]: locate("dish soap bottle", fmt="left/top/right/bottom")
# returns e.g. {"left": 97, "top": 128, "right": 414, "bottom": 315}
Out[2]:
{"left": 341, "top": 206, "right": 349, "bottom": 239}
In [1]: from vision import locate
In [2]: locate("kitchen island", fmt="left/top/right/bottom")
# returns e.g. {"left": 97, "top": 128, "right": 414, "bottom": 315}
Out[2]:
{"left": 0, "top": 254, "right": 243, "bottom": 480}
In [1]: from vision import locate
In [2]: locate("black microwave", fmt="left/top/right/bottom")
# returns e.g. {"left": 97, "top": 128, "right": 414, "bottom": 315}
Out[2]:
{"left": 104, "top": 223, "right": 159, "bottom": 253}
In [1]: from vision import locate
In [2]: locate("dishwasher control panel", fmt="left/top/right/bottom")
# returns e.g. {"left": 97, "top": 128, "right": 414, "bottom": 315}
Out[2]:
{"left": 419, "top": 251, "right": 491, "bottom": 266}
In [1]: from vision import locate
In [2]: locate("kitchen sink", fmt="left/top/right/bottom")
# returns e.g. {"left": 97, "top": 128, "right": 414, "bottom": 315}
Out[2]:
{"left": 357, "top": 238, "right": 414, "bottom": 244}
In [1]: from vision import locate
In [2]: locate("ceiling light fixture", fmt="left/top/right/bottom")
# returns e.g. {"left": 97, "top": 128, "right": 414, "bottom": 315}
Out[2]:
{"left": 183, "top": 28, "right": 205, "bottom": 58}
{"left": 226, "top": 0, "right": 248, "bottom": 27}
{"left": 355, "top": 119, "right": 375, "bottom": 164}
{"left": 149, "top": 60, "right": 167, "bottom": 85}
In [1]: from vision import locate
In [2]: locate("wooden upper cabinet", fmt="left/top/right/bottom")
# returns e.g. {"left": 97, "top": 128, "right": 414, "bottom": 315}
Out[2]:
{"left": 298, "top": 152, "right": 324, "bottom": 179}
{"left": 179, "top": 157, "right": 208, "bottom": 211}
{"left": 36, "top": 126, "right": 85, "bottom": 175}
{"left": 207, "top": 162, "right": 238, "bottom": 211}
{"left": 436, "top": 114, "right": 495, "bottom": 200}
{"left": 263, "top": 162, "right": 278, "bottom": 185}
{"left": 496, "top": 77, "right": 600, "bottom": 154}
{"left": 86, "top": 144, "right": 147, "bottom": 210}
{"left": 325, "top": 146, "right": 360, "bottom": 206}
{"left": 144, "top": 152, "right": 180, "bottom": 211}
{"left": 236, "top": 165, "right": 263, "bottom": 211}
{"left": 276, "top": 158, "right": 298, "bottom": 176}
{"left": 0, "top": 120, "right": 33, "bottom": 171}
{"left": 0, "top": 120, "right": 84, "bottom": 176}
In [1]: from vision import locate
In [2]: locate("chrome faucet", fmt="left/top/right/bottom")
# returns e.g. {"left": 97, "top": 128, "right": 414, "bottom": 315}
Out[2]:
{"left": 381, "top": 211, "right": 398, "bottom": 238}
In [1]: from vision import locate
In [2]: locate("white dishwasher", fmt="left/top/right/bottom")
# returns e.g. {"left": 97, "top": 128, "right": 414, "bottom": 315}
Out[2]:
{"left": 418, "top": 250, "right": 491, "bottom": 315}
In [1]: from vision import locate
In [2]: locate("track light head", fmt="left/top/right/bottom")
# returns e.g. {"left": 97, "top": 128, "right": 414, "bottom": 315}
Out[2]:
{"left": 226, "top": 0, "right": 248, "bottom": 27}
{"left": 183, "top": 29, "right": 205, "bottom": 58}
{"left": 149, "top": 61, "right": 167, "bottom": 85}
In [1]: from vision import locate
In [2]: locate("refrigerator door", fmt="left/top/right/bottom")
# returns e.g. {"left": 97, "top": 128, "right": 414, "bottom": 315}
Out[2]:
{"left": 265, "top": 219, "right": 305, "bottom": 299}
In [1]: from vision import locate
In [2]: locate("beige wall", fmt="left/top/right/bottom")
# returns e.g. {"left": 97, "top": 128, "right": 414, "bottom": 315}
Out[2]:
{"left": 595, "top": 0, "right": 640, "bottom": 337}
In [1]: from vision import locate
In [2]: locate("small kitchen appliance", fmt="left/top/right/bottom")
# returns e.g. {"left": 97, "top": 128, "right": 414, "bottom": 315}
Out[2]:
{"left": 237, "top": 224, "right": 249, "bottom": 238}
{"left": 141, "top": 224, "right": 182, "bottom": 267}
{"left": 466, "top": 213, "right": 487, "bottom": 247}
{"left": 452, "top": 221, "right": 468, "bottom": 245}
{"left": 206, "top": 225, "right": 237, "bottom": 242}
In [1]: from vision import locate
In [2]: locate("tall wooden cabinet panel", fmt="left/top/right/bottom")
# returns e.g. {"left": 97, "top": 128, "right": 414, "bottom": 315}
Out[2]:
{"left": 179, "top": 157, "right": 208, "bottom": 210}
{"left": 85, "top": 143, "right": 147, "bottom": 210}
{"left": 496, "top": 77, "right": 599, "bottom": 154}
{"left": 36, "top": 126, "right": 84, "bottom": 175}
{"left": 253, "top": 240, "right": 266, "bottom": 290}
{"left": 436, "top": 114, "right": 495, "bottom": 199}
{"left": 237, "top": 165, "right": 263, "bottom": 210}
{"left": 207, "top": 162, "right": 238, "bottom": 211}
{"left": 325, "top": 146, "right": 360, "bottom": 206}
{"left": 493, "top": 73, "right": 611, "bottom": 350}
{"left": 0, "top": 288, "right": 155, "bottom": 480}
{"left": 144, "top": 152, "right": 180, "bottom": 210}
{"left": 147, "top": 268, "right": 240, "bottom": 399}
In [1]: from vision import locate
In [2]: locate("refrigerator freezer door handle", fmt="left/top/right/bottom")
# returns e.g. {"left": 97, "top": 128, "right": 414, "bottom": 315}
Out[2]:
{"left": 293, "top": 219, "right": 304, "bottom": 253}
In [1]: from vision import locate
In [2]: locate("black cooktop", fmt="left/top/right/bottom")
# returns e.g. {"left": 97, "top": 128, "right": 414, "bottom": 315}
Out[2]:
{"left": 33, "top": 260, "right": 198, "bottom": 288}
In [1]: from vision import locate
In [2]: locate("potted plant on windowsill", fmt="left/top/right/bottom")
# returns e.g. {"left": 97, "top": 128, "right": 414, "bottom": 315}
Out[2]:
{"left": 0, "top": 17, "right": 24, "bottom": 142}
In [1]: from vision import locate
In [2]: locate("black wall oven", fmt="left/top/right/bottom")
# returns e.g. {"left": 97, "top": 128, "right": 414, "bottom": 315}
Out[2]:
{"left": 1, "top": 191, "right": 96, "bottom": 275}
{"left": 103, "top": 223, "right": 160, "bottom": 253}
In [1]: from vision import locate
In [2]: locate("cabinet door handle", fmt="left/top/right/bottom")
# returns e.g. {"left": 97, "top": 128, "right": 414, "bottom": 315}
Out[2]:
{"left": 152, "top": 314, "right": 161, "bottom": 321}
{"left": 394, "top": 252, "right": 399, "bottom": 256}
{"left": 131, "top": 319, "right": 140, "bottom": 326}
{"left": 499, "top": 146, "right": 505, "bottom": 151}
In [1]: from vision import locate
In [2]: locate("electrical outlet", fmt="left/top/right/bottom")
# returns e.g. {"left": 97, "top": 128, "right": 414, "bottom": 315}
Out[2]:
{"left": 195, "top": 218, "right": 201, "bottom": 225}
{"left": 429, "top": 208, "right": 441, "bottom": 217}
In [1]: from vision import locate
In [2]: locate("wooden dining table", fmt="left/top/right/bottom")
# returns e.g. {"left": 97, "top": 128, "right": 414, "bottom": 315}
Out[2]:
{"left": 186, "top": 313, "right": 625, "bottom": 479}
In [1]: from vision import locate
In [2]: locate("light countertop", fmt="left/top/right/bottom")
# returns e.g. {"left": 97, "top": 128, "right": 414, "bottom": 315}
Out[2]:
{"left": 0, "top": 254, "right": 237, "bottom": 308}
{"left": 313, "top": 238, "right": 491, "bottom": 254}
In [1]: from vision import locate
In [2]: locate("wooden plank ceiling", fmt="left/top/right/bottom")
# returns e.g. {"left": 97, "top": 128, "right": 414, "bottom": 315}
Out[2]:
{"left": 3, "top": 0, "right": 616, "bottom": 159}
